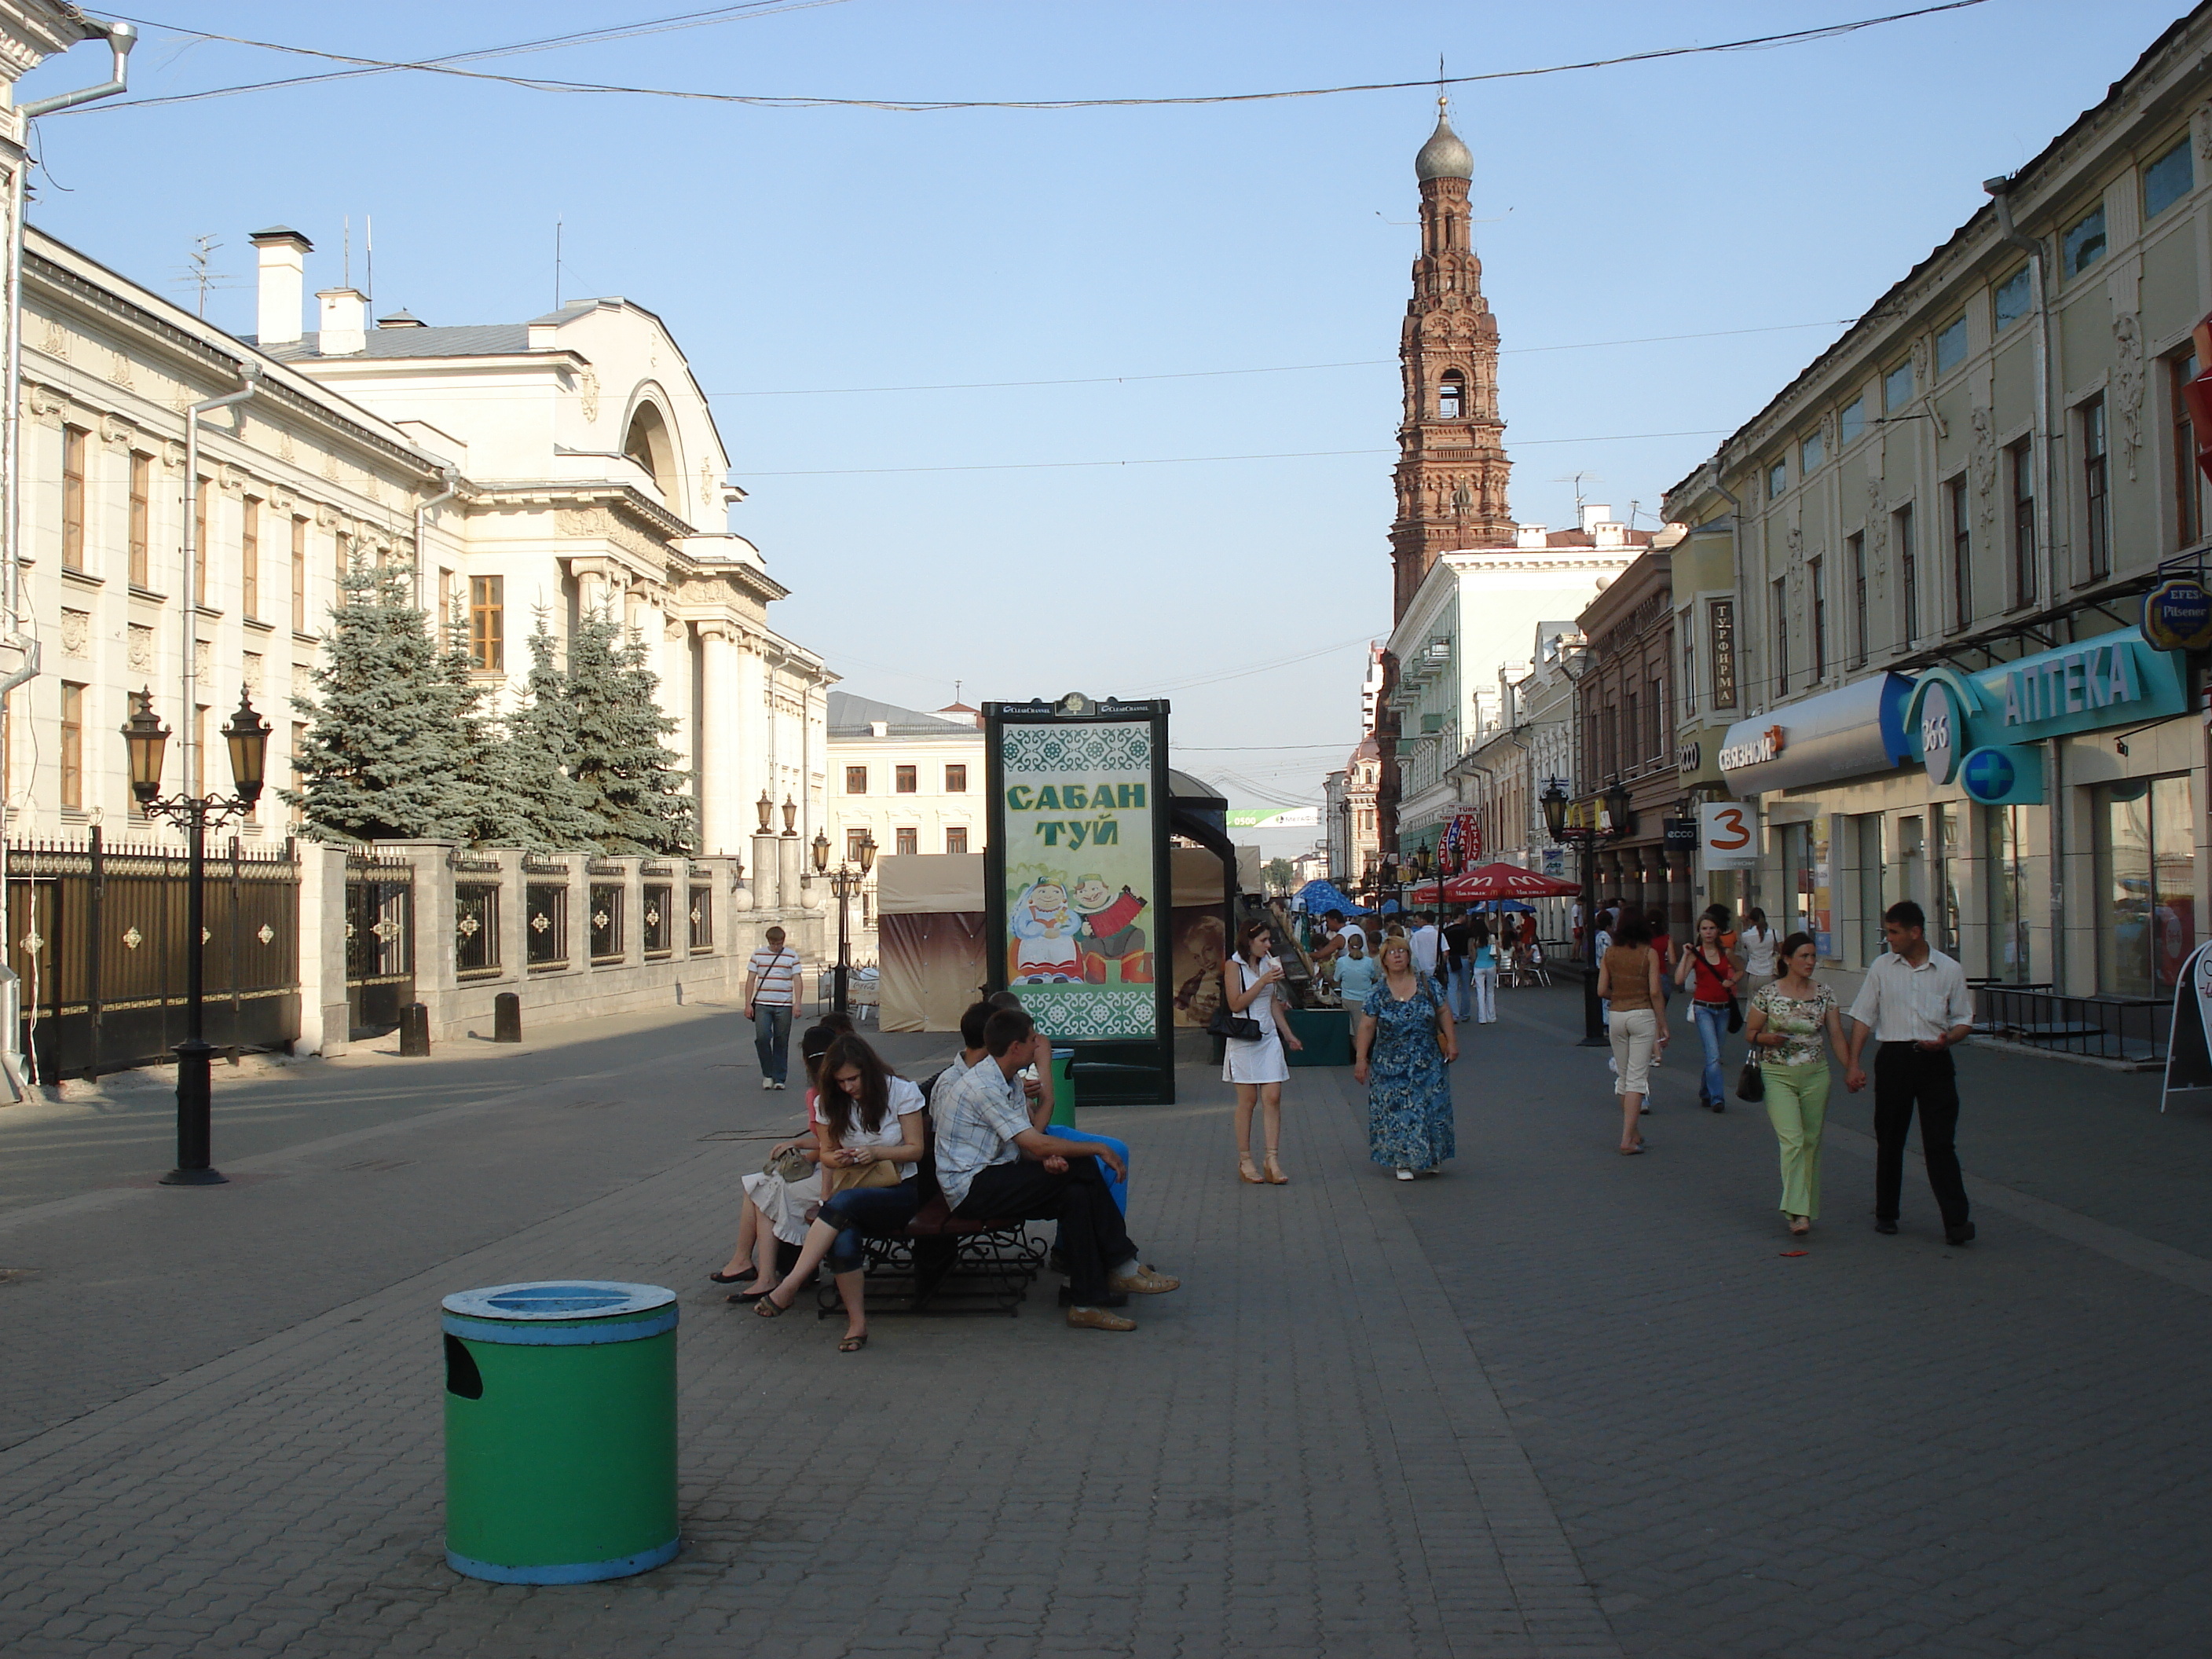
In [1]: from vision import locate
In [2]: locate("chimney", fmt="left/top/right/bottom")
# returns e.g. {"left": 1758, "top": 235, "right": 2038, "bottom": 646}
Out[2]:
{"left": 1579, "top": 502, "right": 1612, "bottom": 534}
{"left": 1514, "top": 523, "right": 1547, "bottom": 550}
{"left": 317, "top": 287, "right": 367, "bottom": 357}
{"left": 249, "top": 226, "right": 312, "bottom": 347}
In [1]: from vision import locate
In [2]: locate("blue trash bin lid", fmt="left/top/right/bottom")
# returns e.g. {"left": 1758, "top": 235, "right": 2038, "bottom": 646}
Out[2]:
{"left": 441, "top": 1280, "right": 676, "bottom": 1321}
{"left": 1052, "top": 1047, "right": 1075, "bottom": 1060}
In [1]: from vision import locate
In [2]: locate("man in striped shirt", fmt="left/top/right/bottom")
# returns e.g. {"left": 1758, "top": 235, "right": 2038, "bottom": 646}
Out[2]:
{"left": 1844, "top": 900, "right": 1976, "bottom": 1246}
{"left": 744, "top": 926, "right": 802, "bottom": 1090}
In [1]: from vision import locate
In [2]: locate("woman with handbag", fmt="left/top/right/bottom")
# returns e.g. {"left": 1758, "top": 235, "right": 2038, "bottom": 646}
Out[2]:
{"left": 713, "top": 1023, "right": 841, "bottom": 1292}
{"left": 1467, "top": 914, "right": 1499, "bottom": 1024}
{"left": 1676, "top": 912, "right": 1742, "bottom": 1112}
{"left": 1596, "top": 916, "right": 1667, "bottom": 1154}
{"left": 1354, "top": 936, "right": 1459, "bottom": 1179}
{"left": 753, "top": 1035, "right": 928, "bottom": 1351}
{"left": 1221, "top": 920, "right": 1304, "bottom": 1185}
{"left": 1741, "top": 931, "right": 1848, "bottom": 1237}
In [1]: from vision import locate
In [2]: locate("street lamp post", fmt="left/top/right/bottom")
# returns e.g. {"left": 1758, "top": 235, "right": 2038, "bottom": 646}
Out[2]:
{"left": 120, "top": 686, "right": 269, "bottom": 1185}
{"left": 1541, "top": 775, "right": 1634, "bottom": 1048}
{"left": 810, "top": 828, "right": 876, "bottom": 1016}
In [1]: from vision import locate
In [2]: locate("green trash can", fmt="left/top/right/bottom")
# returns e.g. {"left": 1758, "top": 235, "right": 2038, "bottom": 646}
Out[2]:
{"left": 1048, "top": 1046, "right": 1077, "bottom": 1129}
{"left": 441, "top": 1280, "right": 679, "bottom": 1584}
{"left": 1285, "top": 1005, "right": 1353, "bottom": 1066}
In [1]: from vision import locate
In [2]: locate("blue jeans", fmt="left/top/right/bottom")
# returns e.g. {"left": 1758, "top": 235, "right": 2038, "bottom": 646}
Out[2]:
{"left": 753, "top": 1002, "right": 793, "bottom": 1083}
{"left": 819, "top": 1178, "right": 921, "bottom": 1273}
{"left": 1693, "top": 1002, "right": 1729, "bottom": 1104}
{"left": 1447, "top": 964, "right": 1472, "bottom": 1021}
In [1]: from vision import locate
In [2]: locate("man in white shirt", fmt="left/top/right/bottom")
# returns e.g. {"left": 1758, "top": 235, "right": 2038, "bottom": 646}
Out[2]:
{"left": 1410, "top": 913, "right": 1441, "bottom": 980}
{"left": 1844, "top": 900, "right": 1976, "bottom": 1245}
{"left": 742, "top": 927, "right": 802, "bottom": 1090}
{"left": 935, "top": 1009, "right": 1174, "bottom": 1331}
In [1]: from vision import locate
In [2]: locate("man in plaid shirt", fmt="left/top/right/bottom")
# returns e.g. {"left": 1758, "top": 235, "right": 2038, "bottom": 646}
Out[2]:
{"left": 935, "top": 1009, "right": 1177, "bottom": 1331}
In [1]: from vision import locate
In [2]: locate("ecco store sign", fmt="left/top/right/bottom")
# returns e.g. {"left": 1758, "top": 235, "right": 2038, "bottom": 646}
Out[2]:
{"left": 1905, "top": 626, "right": 2188, "bottom": 799}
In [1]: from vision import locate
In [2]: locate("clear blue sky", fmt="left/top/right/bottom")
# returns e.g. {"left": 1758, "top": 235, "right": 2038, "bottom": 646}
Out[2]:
{"left": 20, "top": 0, "right": 2192, "bottom": 811}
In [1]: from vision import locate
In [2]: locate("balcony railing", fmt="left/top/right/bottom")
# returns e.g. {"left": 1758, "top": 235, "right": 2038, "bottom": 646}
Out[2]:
{"left": 1969, "top": 980, "right": 2167, "bottom": 1064}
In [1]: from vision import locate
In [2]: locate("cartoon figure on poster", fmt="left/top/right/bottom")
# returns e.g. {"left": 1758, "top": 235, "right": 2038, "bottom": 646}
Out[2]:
{"left": 1009, "top": 878, "right": 1084, "bottom": 983}
{"left": 1072, "top": 874, "right": 1153, "bottom": 983}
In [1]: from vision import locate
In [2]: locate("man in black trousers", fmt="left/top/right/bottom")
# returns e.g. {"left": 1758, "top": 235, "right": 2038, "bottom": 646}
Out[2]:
{"left": 1844, "top": 900, "right": 1977, "bottom": 1245}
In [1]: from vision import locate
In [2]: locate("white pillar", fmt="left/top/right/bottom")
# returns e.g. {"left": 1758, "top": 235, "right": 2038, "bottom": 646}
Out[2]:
{"left": 698, "top": 624, "right": 741, "bottom": 854}
{"left": 738, "top": 637, "right": 766, "bottom": 816}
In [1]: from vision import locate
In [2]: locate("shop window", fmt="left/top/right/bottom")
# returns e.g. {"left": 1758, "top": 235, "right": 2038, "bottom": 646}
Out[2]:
{"left": 1932, "top": 804, "right": 1961, "bottom": 956}
{"left": 1853, "top": 814, "right": 1885, "bottom": 963}
{"left": 2094, "top": 775, "right": 2195, "bottom": 997}
{"left": 1983, "top": 804, "right": 2033, "bottom": 983}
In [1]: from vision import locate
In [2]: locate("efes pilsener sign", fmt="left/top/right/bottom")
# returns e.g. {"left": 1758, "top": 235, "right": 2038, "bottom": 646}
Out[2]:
{"left": 2144, "top": 577, "right": 2212, "bottom": 654}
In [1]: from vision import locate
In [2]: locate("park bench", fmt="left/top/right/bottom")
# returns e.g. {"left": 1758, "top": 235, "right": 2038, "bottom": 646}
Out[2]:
{"left": 811, "top": 1074, "right": 1046, "bottom": 1317}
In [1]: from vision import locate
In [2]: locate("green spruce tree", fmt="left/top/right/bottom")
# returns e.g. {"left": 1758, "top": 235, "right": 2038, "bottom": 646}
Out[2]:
{"left": 433, "top": 598, "right": 538, "bottom": 848}
{"left": 564, "top": 604, "right": 697, "bottom": 855}
{"left": 286, "top": 561, "right": 482, "bottom": 841}
{"left": 500, "top": 612, "right": 608, "bottom": 851}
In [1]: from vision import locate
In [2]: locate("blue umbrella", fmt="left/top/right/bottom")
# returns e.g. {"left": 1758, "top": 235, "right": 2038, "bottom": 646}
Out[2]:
{"left": 1295, "top": 879, "right": 1372, "bottom": 916}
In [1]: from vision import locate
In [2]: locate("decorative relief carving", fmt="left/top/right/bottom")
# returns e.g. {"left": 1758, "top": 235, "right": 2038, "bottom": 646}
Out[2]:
{"left": 1910, "top": 336, "right": 1931, "bottom": 388}
{"left": 321, "top": 452, "right": 339, "bottom": 481}
{"left": 59, "top": 610, "right": 88, "bottom": 657}
{"left": 194, "top": 640, "right": 211, "bottom": 681}
{"left": 1972, "top": 411, "right": 2008, "bottom": 546}
{"left": 1818, "top": 409, "right": 1839, "bottom": 458}
{"left": 40, "top": 316, "right": 68, "bottom": 359}
{"left": 98, "top": 415, "right": 131, "bottom": 447}
{"left": 315, "top": 503, "right": 339, "bottom": 529}
{"left": 1866, "top": 465, "right": 1888, "bottom": 589}
{"left": 278, "top": 429, "right": 296, "bottom": 464}
{"left": 127, "top": 624, "right": 153, "bottom": 674}
{"left": 240, "top": 651, "right": 262, "bottom": 694}
{"left": 1785, "top": 522, "right": 1804, "bottom": 565}
{"left": 557, "top": 507, "right": 612, "bottom": 537}
{"left": 108, "top": 348, "right": 134, "bottom": 390}
{"left": 163, "top": 438, "right": 186, "bottom": 470}
{"left": 579, "top": 368, "right": 600, "bottom": 421}
{"left": 23, "top": 382, "right": 62, "bottom": 419}
{"left": 2113, "top": 311, "right": 2145, "bottom": 482}
{"left": 2194, "top": 101, "right": 2212, "bottom": 163}
{"left": 699, "top": 461, "right": 716, "bottom": 511}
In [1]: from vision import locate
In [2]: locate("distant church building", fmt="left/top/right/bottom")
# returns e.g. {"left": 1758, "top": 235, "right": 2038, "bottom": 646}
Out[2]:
{"left": 1368, "top": 104, "right": 1651, "bottom": 872}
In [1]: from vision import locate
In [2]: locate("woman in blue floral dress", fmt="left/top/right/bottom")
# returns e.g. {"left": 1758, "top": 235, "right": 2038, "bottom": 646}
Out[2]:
{"left": 1354, "top": 936, "right": 1459, "bottom": 1178}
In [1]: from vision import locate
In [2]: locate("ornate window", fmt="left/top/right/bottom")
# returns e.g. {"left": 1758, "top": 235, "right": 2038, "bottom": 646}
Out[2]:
{"left": 1437, "top": 371, "right": 1465, "bottom": 419}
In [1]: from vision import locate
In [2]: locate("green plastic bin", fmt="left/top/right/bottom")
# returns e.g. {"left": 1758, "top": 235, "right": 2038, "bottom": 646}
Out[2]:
{"left": 1049, "top": 1046, "right": 1077, "bottom": 1128}
{"left": 1285, "top": 1005, "right": 1353, "bottom": 1066}
{"left": 441, "top": 1280, "right": 679, "bottom": 1584}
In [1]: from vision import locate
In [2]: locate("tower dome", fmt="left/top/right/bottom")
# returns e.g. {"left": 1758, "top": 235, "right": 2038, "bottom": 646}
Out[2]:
{"left": 1414, "top": 98, "right": 1473, "bottom": 182}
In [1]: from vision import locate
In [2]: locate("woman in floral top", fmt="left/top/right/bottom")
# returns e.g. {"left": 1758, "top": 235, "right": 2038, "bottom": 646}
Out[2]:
{"left": 1741, "top": 932, "right": 1849, "bottom": 1237}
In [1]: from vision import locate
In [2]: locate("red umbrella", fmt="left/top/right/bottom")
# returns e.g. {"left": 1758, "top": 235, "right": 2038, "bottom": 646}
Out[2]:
{"left": 1405, "top": 880, "right": 1442, "bottom": 904}
{"left": 1441, "top": 862, "right": 1582, "bottom": 903}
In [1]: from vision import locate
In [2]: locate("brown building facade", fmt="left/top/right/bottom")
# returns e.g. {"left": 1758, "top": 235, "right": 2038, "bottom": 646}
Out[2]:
{"left": 1574, "top": 550, "right": 1686, "bottom": 940}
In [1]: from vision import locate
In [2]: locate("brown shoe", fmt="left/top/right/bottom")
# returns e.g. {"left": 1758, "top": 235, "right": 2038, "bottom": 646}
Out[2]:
{"left": 1067, "top": 1305, "right": 1137, "bottom": 1331}
{"left": 1109, "top": 1265, "right": 1181, "bottom": 1295}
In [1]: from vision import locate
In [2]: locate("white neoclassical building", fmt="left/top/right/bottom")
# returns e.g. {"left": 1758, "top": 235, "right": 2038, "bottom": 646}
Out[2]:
{"left": 247, "top": 229, "right": 831, "bottom": 861}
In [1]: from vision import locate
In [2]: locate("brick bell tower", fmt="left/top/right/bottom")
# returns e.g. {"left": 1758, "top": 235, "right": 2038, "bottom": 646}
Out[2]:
{"left": 1388, "top": 98, "right": 1513, "bottom": 621}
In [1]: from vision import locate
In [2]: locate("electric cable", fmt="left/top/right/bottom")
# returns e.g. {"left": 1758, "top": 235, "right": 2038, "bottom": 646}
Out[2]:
{"left": 77, "top": 3, "right": 1990, "bottom": 115}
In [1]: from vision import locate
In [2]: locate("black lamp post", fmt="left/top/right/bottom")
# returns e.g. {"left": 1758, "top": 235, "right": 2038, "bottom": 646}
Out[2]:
{"left": 121, "top": 686, "right": 269, "bottom": 1185}
{"left": 811, "top": 827, "right": 876, "bottom": 1015}
{"left": 1542, "top": 775, "right": 1634, "bottom": 1047}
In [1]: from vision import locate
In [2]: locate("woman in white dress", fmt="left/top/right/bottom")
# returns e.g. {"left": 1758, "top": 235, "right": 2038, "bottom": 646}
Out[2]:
{"left": 1224, "top": 920, "right": 1303, "bottom": 1185}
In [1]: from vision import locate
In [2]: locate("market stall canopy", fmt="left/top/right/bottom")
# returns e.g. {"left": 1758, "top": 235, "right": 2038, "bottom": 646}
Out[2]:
{"left": 1442, "top": 862, "right": 1581, "bottom": 902}
{"left": 1292, "top": 879, "right": 1372, "bottom": 916}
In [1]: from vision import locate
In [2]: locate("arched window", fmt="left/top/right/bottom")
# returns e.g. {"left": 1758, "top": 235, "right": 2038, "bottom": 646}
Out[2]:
{"left": 1438, "top": 371, "right": 1465, "bottom": 419}
{"left": 622, "top": 401, "right": 677, "bottom": 504}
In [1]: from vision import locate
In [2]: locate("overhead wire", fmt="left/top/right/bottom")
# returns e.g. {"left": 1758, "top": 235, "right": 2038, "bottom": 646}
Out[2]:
{"left": 75, "top": 2, "right": 1990, "bottom": 115}
{"left": 731, "top": 430, "right": 1732, "bottom": 478}
{"left": 709, "top": 321, "right": 1862, "bottom": 398}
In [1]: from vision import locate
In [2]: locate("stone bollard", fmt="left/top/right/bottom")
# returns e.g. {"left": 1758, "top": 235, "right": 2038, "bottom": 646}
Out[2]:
{"left": 493, "top": 992, "right": 522, "bottom": 1044}
{"left": 399, "top": 1002, "right": 432, "bottom": 1057}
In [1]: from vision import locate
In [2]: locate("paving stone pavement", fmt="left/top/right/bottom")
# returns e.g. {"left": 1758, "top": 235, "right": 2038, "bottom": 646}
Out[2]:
{"left": 4, "top": 987, "right": 2206, "bottom": 1657}
{"left": 0, "top": 1013, "right": 1614, "bottom": 1659}
{"left": 1409, "top": 985, "right": 2212, "bottom": 1659}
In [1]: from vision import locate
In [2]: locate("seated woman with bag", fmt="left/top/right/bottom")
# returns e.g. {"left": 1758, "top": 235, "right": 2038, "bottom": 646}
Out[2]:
{"left": 753, "top": 1035, "right": 928, "bottom": 1353}
{"left": 713, "top": 1023, "right": 842, "bottom": 1293}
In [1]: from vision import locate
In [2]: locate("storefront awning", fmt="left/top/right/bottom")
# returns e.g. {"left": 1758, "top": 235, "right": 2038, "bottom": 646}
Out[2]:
{"left": 1719, "top": 672, "right": 1912, "bottom": 797}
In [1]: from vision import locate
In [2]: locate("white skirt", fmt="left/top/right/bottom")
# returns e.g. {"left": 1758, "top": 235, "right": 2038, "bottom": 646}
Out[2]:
{"left": 742, "top": 1166, "right": 823, "bottom": 1247}
{"left": 1223, "top": 1027, "right": 1289, "bottom": 1086}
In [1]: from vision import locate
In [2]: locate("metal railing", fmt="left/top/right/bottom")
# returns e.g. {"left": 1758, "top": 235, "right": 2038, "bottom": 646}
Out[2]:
{"left": 1969, "top": 980, "right": 2168, "bottom": 1064}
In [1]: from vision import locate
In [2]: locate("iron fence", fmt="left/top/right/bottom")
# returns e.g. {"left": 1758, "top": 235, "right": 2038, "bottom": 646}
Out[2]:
{"left": 345, "top": 855, "right": 415, "bottom": 1038}
{"left": 1969, "top": 980, "right": 2168, "bottom": 1064}
{"left": 526, "top": 881, "right": 568, "bottom": 971}
{"left": 6, "top": 830, "right": 301, "bottom": 1081}
{"left": 642, "top": 882, "right": 673, "bottom": 958}
{"left": 589, "top": 883, "right": 624, "bottom": 965}
{"left": 456, "top": 882, "right": 500, "bottom": 978}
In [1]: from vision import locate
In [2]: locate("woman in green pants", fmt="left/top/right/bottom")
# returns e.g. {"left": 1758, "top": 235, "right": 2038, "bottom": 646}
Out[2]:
{"left": 1741, "top": 932, "right": 1849, "bottom": 1238}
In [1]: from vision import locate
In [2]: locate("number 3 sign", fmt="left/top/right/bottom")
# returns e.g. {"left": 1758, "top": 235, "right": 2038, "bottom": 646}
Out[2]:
{"left": 1698, "top": 802, "right": 1759, "bottom": 870}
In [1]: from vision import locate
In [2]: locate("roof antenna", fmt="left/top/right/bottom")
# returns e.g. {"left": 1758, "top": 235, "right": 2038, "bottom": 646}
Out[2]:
{"left": 364, "top": 213, "right": 372, "bottom": 316}
{"left": 342, "top": 214, "right": 350, "bottom": 288}
{"left": 554, "top": 218, "right": 563, "bottom": 310}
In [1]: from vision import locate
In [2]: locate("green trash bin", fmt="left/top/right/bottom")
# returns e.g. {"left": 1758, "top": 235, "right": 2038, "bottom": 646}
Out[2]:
{"left": 1285, "top": 1005, "right": 1353, "bottom": 1066}
{"left": 1048, "top": 1046, "right": 1077, "bottom": 1129}
{"left": 441, "top": 1280, "right": 679, "bottom": 1584}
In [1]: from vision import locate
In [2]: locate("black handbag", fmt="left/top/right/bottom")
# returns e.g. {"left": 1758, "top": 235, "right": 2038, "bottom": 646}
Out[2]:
{"left": 1735, "top": 1056, "right": 1766, "bottom": 1102}
{"left": 1209, "top": 960, "right": 1265, "bottom": 1042}
{"left": 1726, "top": 994, "right": 1745, "bottom": 1034}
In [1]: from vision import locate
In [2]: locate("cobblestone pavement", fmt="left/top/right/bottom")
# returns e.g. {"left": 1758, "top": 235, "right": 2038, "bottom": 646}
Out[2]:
{"left": 0, "top": 1014, "right": 1612, "bottom": 1659}
{"left": 1413, "top": 985, "right": 2212, "bottom": 1659}
{"left": 1, "top": 988, "right": 2204, "bottom": 1657}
